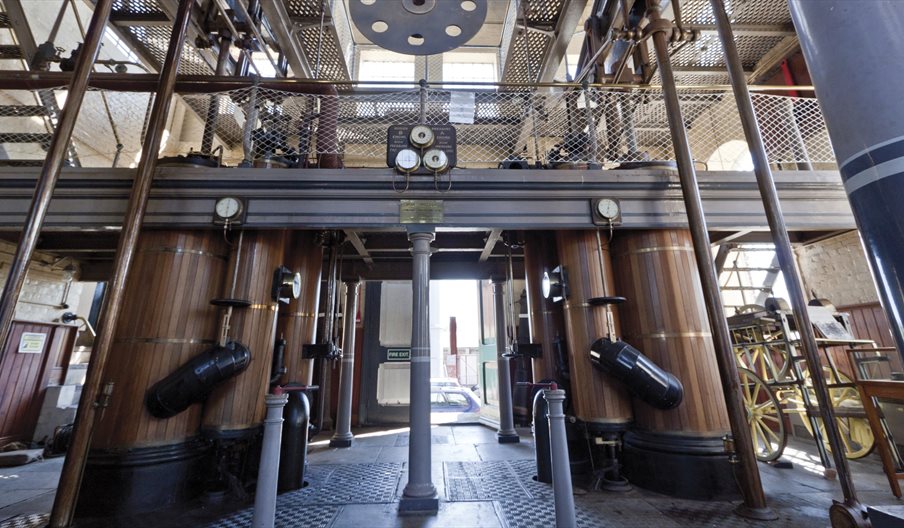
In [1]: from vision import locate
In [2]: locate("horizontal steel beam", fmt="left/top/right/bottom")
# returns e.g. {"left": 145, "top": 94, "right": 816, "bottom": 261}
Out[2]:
{"left": 0, "top": 167, "right": 852, "bottom": 231}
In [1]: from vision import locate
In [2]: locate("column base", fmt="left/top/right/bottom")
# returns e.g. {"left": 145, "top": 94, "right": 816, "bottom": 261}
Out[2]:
{"left": 399, "top": 496, "right": 440, "bottom": 514}
{"left": 622, "top": 430, "right": 740, "bottom": 500}
{"left": 497, "top": 432, "right": 520, "bottom": 444}
{"left": 329, "top": 437, "right": 353, "bottom": 448}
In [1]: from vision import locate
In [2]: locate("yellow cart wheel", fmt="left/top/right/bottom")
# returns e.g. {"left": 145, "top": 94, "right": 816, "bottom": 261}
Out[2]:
{"left": 738, "top": 367, "right": 787, "bottom": 462}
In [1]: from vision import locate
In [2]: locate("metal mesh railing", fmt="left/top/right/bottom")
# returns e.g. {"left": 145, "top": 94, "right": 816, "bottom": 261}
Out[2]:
{"left": 0, "top": 84, "right": 837, "bottom": 170}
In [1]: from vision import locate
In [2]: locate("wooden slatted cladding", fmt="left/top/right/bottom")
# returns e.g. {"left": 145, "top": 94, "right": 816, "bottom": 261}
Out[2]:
{"left": 202, "top": 230, "right": 287, "bottom": 434}
{"left": 276, "top": 231, "right": 323, "bottom": 385}
{"left": 0, "top": 322, "right": 76, "bottom": 445}
{"left": 556, "top": 230, "right": 633, "bottom": 427}
{"left": 92, "top": 231, "right": 226, "bottom": 449}
{"left": 612, "top": 229, "right": 730, "bottom": 435}
{"left": 523, "top": 231, "right": 565, "bottom": 382}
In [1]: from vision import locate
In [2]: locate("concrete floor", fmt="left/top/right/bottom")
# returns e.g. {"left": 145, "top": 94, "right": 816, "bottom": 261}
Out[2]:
{"left": 1, "top": 425, "right": 902, "bottom": 527}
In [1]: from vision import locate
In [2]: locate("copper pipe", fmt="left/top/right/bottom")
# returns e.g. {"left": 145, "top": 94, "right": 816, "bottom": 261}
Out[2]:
{"left": 645, "top": 1, "right": 775, "bottom": 520}
{"left": 48, "top": 1, "right": 194, "bottom": 525}
{"left": 709, "top": 0, "right": 862, "bottom": 512}
{"left": 0, "top": 0, "right": 113, "bottom": 387}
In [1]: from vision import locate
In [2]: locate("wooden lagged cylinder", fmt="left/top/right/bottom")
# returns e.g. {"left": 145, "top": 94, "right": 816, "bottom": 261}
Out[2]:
{"left": 612, "top": 230, "right": 730, "bottom": 435}
{"left": 612, "top": 229, "right": 734, "bottom": 499}
{"left": 276, "top": 231, "right": 323, "bottom": 385}
{"left": 78, "top": 230, "right": 227, "bottom": 517}
{"left": 556, "top": 230, "right": 633, "bottom": 429}
{"left": 201, "top": 230, "right": 287, "bottom": 436}
{"left": 523, "top": 231, "right": 565, "bottom": 383}
{"left": 91, "top": 230, "right": 227, "bottom": 450}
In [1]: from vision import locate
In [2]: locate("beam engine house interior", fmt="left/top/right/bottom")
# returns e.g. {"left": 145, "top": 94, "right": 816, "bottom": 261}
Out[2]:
{"left": 1, "top": 1, "right": 904, "bottom": 527}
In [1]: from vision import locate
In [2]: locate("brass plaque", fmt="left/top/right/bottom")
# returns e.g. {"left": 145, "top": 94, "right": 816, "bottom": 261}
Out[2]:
{"left": 400, "top": 200, "right": 443, "bottom": 224}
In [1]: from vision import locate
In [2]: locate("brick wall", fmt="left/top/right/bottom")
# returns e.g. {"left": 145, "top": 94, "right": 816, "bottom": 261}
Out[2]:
{"left": 794, "top": 230, "right": 879, "bottom": 307}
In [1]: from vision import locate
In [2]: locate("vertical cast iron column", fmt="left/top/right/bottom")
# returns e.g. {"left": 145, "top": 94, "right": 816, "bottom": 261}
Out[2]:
{"left": 331, "top": 280, "right": 361, "bottom": 448}
{"left": 711, "top": 0, "right": 863, "bottom": 521}
{"left": 788, "top": 1, "right": 904, "bottom": 365}
{"left": 0, "top": 0, "right": 113, "bottom": 364}
{"left": 545, "top": 388, "right": 576, "bottom": 528}
{"left": 252, "top": 393, "right": 289, "bottom": 528}
{"left": 493, "top": 278, "right": 519, "bottom": 443}
{"left": 400, "top": 229, "right": 438, "bottom": 513}
{"left": 644, "top": 1, "right": 774, "bottom": 520}
{"left": 49, "top": 2, "right": 194, "bottom": 525}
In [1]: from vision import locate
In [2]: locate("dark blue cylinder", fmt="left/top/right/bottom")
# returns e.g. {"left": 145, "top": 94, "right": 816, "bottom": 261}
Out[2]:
{"left": 790, "top": 1, "right": 904, "bottom": 360}
{"left": 532, "top": 389, "right": 552, "bottom": 484}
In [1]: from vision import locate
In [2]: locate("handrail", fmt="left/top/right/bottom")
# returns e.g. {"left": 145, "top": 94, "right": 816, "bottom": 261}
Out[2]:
{"left": 0, "top": 71, "right": 815, "bottom": 93}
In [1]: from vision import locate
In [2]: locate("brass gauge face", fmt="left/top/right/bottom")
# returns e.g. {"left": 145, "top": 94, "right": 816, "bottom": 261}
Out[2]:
{"left": 423, "top": 149, "right": 449, "bottom": 172}
{"left": 409, "top": 125, "right": 435, "bottom": 148}
{"left": 395, "top": 148, "right": 421, "bottom": 173}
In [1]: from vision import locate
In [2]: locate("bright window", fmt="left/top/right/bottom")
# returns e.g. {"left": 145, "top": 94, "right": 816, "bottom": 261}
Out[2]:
{"left": 443, "top": 53, "right": 498, "bottom": 88}
{"left": 358, "top": 50, "right": 416, "bottom": 86}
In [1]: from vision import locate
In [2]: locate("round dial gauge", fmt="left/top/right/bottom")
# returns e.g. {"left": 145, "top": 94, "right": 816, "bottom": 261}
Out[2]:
{"left": 541, "top": 271, "right": 553, "bottom": 299}
{"left": 423, "top": 149, "right": 449, "bottom": 172}
{"left": 409, "top": 125, "right": 435, "bottom": 148}
{"left": 291, "top": 272, "right": 302, "bottom": 299}
{"left": 215, "top": 197, "right": 243, "bottom": 221}
{"left": 596, "top": 198, "right": 620, "bottom": 220}
{"left": 395, "top": 149, "right": 421, "bottom": 173}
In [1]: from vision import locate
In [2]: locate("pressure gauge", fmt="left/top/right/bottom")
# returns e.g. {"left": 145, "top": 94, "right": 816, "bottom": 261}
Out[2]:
{"left": 423, "top": 149, "right": 449, "bottom": 172}
{"left": 596, "top": 198, "right": 620, "bottom": 220}
{"left": 214, "top": 196, "right": 244, "bottom": 223}
{"left": 395, "top": 148, "right": 421, "bottom": 173}
{"left": 291, "top": 272, "right": 302, "bottom": 299}
{"left": 409, "top": 125, "right": 435, "bottom": 148}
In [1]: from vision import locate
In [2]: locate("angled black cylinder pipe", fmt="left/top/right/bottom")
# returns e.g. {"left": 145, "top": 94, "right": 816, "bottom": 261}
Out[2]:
{"left": 589, "top": 338, "right": 683, "bottom": 410}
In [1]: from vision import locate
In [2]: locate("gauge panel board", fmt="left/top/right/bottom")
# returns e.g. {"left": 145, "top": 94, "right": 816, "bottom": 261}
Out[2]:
{"left": 387, "top": 124, "right": 457, "bottom": 175}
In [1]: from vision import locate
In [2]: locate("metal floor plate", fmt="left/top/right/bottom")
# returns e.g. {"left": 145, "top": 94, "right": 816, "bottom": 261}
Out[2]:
{"left": 0, "top": 514, "right": 49, "bottom": 528}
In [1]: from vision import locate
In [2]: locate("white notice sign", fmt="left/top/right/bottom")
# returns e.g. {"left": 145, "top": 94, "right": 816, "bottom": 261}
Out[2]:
{"left": 449, "top": 91, "right": 475, "bottom": 125}
{"left": 18, "top": 332, "right": 47, "bottom": 354}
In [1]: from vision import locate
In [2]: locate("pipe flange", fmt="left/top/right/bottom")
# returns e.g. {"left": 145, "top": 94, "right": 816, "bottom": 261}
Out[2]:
{"left": 349, "top": 0, "right": 488, "bottom": 55}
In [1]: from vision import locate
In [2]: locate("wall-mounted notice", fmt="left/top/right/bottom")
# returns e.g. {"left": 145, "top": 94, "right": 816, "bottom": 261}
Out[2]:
{"left": 449, "top": 91, "right": 475, "bottom": 125}
{"left": 18, "top": 332, "right": 47, "bottom": 354}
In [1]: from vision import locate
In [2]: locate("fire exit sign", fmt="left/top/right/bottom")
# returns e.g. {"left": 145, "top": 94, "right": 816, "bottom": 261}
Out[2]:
{"left": 387, "top": 349, "right": 411, "bottom": 361}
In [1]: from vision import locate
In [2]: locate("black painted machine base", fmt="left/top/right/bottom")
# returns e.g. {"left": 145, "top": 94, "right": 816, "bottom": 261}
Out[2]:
{"left": 76, "top": 439, "right": 209, "bottom": 518}
{"left": 622, "top": 431, "right": 740, "bottom": 500}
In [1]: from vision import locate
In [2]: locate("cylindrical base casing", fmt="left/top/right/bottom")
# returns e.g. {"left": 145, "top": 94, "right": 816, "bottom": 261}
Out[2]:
{"left": 612, "top": 229, "right": 735, "bottom": 499}
{"left": 523, "top": 231, "right": 566, "bottom": 383}
{"left": 79, "top": 230, "right": 227, "bottom": 517}
{"left": 556, "top": 230, "right": 633, "bottom": 429}
{"left": 202, "top": 230, "right": 287, "bottom": 436}
{"left": 277, "top": 231, "right": 323, "bottom": 385}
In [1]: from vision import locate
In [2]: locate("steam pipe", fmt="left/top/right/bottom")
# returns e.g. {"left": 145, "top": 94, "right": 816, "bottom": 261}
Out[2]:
{"left": 711, "top": 0, "right": 862, "bottom": 517}
{"left": 49, "top": 2, "right": 194, "bottom": 525}
{"left": 644, "top": 1, "right": 774, "bottom": 520}
{"left": 201, "top": 35, "right": 233, "bottom": 155}
{"left": 0, "top": 0, "right": 114, "bottom": 378}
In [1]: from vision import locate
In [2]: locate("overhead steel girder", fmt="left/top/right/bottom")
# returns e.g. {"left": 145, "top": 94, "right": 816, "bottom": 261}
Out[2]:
{"left": 260, "top": 0, "right": 313, "bottom": 78}
{"left": 0, "top": 167, "right": 853, "bottom": 231}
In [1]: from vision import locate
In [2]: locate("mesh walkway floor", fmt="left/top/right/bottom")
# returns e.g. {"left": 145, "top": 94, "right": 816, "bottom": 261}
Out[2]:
{"left": 1, "top": 424, "right": 901, "bottom": 527}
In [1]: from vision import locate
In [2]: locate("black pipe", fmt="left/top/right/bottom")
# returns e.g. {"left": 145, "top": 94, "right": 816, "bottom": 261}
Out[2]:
{"left": 532, "top": 388, "right": 552, "bottom": 484}
{"left": 589, "top": 338, "right": 683, "bottom": 410}
{"left": 270, "top": 337, "right": 287, "bottom": 387}
{"left": 146, "top": 341, "right": 251, "bottom": 419}
{"left": 278, "top": 386, "right": 311, "bottom": 492}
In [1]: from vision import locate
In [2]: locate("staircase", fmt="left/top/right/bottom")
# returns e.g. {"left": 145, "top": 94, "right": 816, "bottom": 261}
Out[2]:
{"left": 0, "top": 0, "right": 79, "bottom": 167}
{"left": 717, "top": 244, "right": 783, "bottom": 314}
